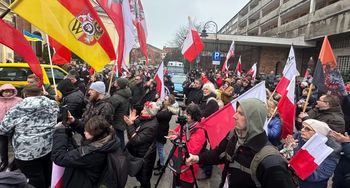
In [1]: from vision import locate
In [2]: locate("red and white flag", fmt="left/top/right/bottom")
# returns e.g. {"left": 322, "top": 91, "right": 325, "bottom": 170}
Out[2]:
{"left": 96, "top": 0, "right": 124, "bottom": 73}
{"left": 277, "top": 76, "right": 296, "bottom": 138}
{"left": 246, "top": 63, "right": 257, "bottom": 80}
{"left": 275, "top": 46, "right": 299, "bottom": 95}
{"left": 131, "top": 0, "right": 148, "bottom": 64}
{"left": 222, "top": 40, "right": 235, "bottom": 72}
{"left": 51, "top": 163, "right": 64, "bottom": 188}
{"left": 200, "top": 81, "right": 266, "bottom": 149}
{"left": 289, "top": 133, "right": 333, "bottom": 180}
{"left": 122, "top": 0, "right": 137, "bottom": 70}
{"left": 235, "top": 56, "right": 243, "bottom": 77}
{"left": 154, "top": 62, "right": 165, "bottom": 101}
{"left": 49, "top": 36, "right": 71, "bottom": 65}
{"left": 181, "top": 18, "right": 204, "bottom": 62}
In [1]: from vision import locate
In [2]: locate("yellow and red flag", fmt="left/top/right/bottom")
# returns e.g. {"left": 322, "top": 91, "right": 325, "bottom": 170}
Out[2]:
{"left": 10, "top": 0, "right": 116, "bottom": 72}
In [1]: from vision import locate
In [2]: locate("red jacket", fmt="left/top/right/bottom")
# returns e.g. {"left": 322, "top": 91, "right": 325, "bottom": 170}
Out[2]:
{"left": 172, "top": 124, "right": 206, "bottom": 183}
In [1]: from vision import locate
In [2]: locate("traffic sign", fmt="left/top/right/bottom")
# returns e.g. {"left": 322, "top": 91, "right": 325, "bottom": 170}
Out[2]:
{"left": 212, "top": 51, "right": 220, "bottom": 65}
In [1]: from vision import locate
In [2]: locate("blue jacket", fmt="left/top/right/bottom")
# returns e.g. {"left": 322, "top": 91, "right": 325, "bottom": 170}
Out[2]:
{"left": 267, "top": 116, "right": 282, "bottom": 146}
{"left": 293, "top": 133, "right": 341, "bottom": 188}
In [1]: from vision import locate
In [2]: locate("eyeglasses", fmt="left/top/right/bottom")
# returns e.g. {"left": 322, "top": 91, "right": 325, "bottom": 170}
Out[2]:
{"left": 302, "top": 126, "right": 314, "bottom": 132}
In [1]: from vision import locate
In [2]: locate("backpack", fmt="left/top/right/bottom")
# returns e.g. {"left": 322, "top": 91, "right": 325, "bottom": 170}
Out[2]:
{"left": 98, "top": 148, "right": 128, "bottom": 188}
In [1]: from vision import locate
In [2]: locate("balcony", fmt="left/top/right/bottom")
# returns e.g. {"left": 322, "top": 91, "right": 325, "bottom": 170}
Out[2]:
{"left": 311, "top": 0, "right": 350, "bottom": 23}
{"left": 279, "top": 14, "right": 309, "bottom": 36}
{"left": 280, "top": 0, "right": 309, "bottom": 14}
{"left": 261, "top": 8, "right": 279, "bottom": 24}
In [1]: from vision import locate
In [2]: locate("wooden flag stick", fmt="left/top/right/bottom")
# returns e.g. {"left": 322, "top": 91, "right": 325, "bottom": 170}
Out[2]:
{"left": 302, "top": 83, "right": 314, "bottom": 113}
{"left": 46, "top": 34, "right": 58, "bottom": 96}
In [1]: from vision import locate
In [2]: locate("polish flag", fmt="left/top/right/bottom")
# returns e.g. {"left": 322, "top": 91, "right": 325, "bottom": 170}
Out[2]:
{"left": 154, "top": 62, "right": 165, "bottom": 101}
{"left": 48, "top": 37, "right": 71, "bottom": 65}
{"left": 122, "top": 0, "right": 137, "bottom": 70}
{"left": 246, "top": 63, "right": 257, "bottom": 80}
{"left": 275, "top": 46, "right": 299, "bottom": 95}
{"left": 222, "top": 40, "right": 235, "bottom": 72}
{"left": 289, "top": 133, "right": 333, "bottom": 180}
{"left": 200, "top": 81, "right": 266, "bottom": 149}
{"left": 235, "top": 56, "right": 243, "bottom": 77}
{"left": 132, "top": 0, "right": 149, "bottom": 64}
{"left": 277, "top": 76, "right": 296, "bottom": 138}
{"left": 51, "top": 163, "right": 64, "bottom": 188}
{"left": 181, "top": 18, "right": 204, "bottom": 62}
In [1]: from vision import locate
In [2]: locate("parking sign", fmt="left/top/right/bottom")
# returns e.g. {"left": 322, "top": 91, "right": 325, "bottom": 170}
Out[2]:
{"left": 212, "top": 51, "right": 220, "bottom": 65}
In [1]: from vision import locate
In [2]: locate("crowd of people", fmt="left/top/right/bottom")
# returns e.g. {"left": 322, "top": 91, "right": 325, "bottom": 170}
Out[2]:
{"left": 0, "top": 62, "right": 350, "bottom": 188}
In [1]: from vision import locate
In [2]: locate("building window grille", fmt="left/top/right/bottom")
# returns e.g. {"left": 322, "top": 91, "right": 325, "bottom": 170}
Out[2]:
{"left": 337, "top": 56, "right": 350, "bottom": 73}
{"left": 332, "top": 39, "right": 350, "bottom": 49}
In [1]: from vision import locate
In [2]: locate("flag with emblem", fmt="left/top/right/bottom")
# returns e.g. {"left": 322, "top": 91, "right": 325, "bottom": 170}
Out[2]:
{"left": 10, "top": 0, "right": 116, "bottom": 72}
{"left": 222, "top": 40, "right": 235, "bottom": 72}
{"left": 131, "top": 0, "right": 148, "bottom": 64}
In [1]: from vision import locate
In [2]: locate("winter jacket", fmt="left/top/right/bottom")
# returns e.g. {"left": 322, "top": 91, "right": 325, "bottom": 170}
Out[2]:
{"left": 341, "top": 94, "right": 350, "bottom": 133}
{"left": 198, "top": 99, "right": 295, "bottom": 188}
{"left": 291, "top": 133, "right": 341, "bottom": 188}
{"left": 332, "top": 142, "right": 350, "bottom": 188}
{"left": 200, "top": 93, "right": 219, "bottom": 118}
{"left": 57, "top": 79, "right": 85, "bottom": 118}
{"left": 140, "top": 88, "right": 157, "bottom": 105}
{"left": 130, "top": 83, "right": 145, "bottom": 106}
{"left": 0, "top": 96, "right": 59, "bottom": 160}
{"left": 164, "top": 80, "right": 174, "bottom": 94}
{"left": 267, "top": 115, "right": 282, "bottom": 146}
{"left": 184, "top": 87, "right": 203, "bottom": 105}
{"left": 110, "top": 88, "right": 132, "bottom": 131}
{"left": 51, "top": 126, "right": 120, "bottom": 188}
{"left": 172, "top": 123, "right": 206, "bottom": 184}
{"left": 305, "top": 106, "right": 345, "bottom": 133}
{"left": 82, "top": 97, "right": 114, "bottom": 125}
{"left": 0, "top": 84, "right": 22, "bottom": 120}
{"left": 156, "top": 104, "right": 179, "bottom": 144}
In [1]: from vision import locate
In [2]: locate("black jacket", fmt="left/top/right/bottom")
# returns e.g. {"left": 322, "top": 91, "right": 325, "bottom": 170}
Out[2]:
{"left": 199, "top": 132, "right": 295, "bottom": 188}
{"left": 185, "top": 87, "right": 203, "bottom": 105}
{"left": 130, "top": 83, "right": 145, "bottom": 106}
{"left": 110, "top": 88, "right": 132, "bottom": 131}
{"left": 156, "top": 109, "right": 173, "bottom": 144}
{"left": 51, "top": 127, "right": 120, "bottom": 188}
{"left": 199, "top": 93, "right": 219, "bottom": 118}
{"left": 140, "top": 88, "right": 157, "bottom": 105}
{"left": 305, "top": 106, "right": 346, "bottom": 133}
{"left": 82, "top": 97, "right": 114, "bottom": 125}
{"left": 61, "top": 88, "right": 85, "bottom": 118}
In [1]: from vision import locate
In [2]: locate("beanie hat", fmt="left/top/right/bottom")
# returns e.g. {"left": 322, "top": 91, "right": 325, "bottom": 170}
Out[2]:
{"left": 143, "top": 101, "right": 160, "bottom": 116}
{"left": 303, "top": 119, "right": 331, "bottom": 136}
{"left": 116, "top": 78, "right": 128, "bottom": 89}
{"left": 90, "top": 81, "right": 106, "bottom": 94}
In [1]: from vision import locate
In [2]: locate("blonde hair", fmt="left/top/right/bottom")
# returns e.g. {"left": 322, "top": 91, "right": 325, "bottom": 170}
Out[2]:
{"left": 202, "top": 82, "right": 216, "bottom": 94}
{"left": 267, "top": 99, "right": 278, "bottom": 118}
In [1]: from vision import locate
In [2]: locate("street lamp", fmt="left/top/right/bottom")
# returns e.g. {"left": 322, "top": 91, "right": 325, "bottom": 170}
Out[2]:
{"left": 201, "top": 21, "right": 219, "bottom": 71}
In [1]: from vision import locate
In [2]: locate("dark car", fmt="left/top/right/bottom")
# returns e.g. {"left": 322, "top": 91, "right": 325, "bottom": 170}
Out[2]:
{"left": 171, "top": 74, "right": 186, "bottom": 101}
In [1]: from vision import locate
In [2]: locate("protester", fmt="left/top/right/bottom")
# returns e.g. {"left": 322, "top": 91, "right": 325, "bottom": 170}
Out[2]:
{"left": 184, "top": 78, "right": 203, "bottom": 105}
{"left": 67, "top": 69, "right": 86, "bottom": 94}
{"left": 153, "top": 95, "right": 179, "bottom": 175}
{"left": 186, "top": 98, "right": 295, "bottom": 188}
{"left": 200, "top": 82, "right": 219, "bottom": 118}
{"left": 140, "top": 79, "right": 158, "bottom": 105}
{"left": 0, "top": 84, "right": 22, "bottom": 171}
{"left": 299, "top": 94, "right": 346, "bottom": 133}
{"left": 124, "top": 101, "right": 160, "bottom": 188}
{"left": 57, "top": 78, "right": 85, "bottom": 118}
{"left": 81, "top": 81, "right": 114, "bottom": 125}
{"left": 219, "top": 78, "right": 234, "bottom": 105}
{"left": 0, "top": 85, "right": 59, "bottom": 188}
{"left": 330, "top": 131, "right": 350, "bottom": 188}
{"left": 110, "top": 78, "right": 132, "bottom": 148}
{"left": 167, "top": 103, "right": 206, "bottom": 187}
{"left": 164, "top": 75, "right": 175, "bottom": 94}
{"left": 130, "top": 75, "right": 145, "bottom": 110}
{"left": 52, "top": 116, "right": 120, "bottom": 188}
{"left": 283, "top": 119, "right": 341, "bottom": 188}
{"left": 266, "top": 99, "right": 282, "bottom": 146}
{"left": 26, "top": 74, "right": 55, "bottom": 99}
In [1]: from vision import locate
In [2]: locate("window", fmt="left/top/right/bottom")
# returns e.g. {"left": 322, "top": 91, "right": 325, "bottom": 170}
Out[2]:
{"left": 337, "top": 56, "right": 350, "bottom": 73}
{"left": 44, "top": 68, "right": 66, "bottom": 84}
{"left": 0, "top": 67, "right": 32, "bottom": 81}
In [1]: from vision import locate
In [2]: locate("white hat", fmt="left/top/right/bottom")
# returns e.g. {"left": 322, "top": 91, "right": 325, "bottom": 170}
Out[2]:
{"left": 90, "top": 81, "right": 106, "bottom": 94}
{"left": 303, "top": 119, "right": 331, "bottom": 136}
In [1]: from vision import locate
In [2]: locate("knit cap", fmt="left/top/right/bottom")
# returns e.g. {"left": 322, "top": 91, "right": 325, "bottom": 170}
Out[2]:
{"left": 303, "top": 119, "right": 331, "bottom": 136}
{"left": 143, "top": 101, "right": 160, "bottom": 116}
{"left": 116, "top": 78, "right": 128, "bottom": 89}
{"left": 90, "top": 81, "right": 106, "bottom": 94}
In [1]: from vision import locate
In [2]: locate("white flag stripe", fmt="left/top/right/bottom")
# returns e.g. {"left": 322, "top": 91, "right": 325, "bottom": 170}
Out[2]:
{"left": 302, "top": 133, "right": 334, "bottom": 165}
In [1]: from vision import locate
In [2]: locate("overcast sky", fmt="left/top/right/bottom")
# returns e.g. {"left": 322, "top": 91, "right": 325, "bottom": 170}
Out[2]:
{"left": 142, "top": 0, "right": 250, "bottom": 49}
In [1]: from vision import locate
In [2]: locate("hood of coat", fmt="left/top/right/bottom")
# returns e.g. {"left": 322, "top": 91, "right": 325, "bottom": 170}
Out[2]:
{"left": 115, "top": 87, "right": 132, "bottom": 99}
{"left": 237, "top": 98, "right": 267, "bottom": 143}
{"left": 0, "top": 84, "right": 18, "bottom": 98}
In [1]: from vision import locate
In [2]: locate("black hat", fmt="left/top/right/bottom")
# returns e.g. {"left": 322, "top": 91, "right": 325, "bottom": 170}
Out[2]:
{"left": 116, "top": 78, "right": 128, "bottom": 89}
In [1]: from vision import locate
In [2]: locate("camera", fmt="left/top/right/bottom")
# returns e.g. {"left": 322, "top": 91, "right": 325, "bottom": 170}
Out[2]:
{"left": 176, "top": 104, "right": 187, "bottom": 125}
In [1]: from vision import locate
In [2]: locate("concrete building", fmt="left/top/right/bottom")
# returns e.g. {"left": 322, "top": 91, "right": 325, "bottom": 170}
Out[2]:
{"left": 0, "top": 0, "right": 15, "bottom": 62}
{"left": 202, "top": 0, "right": 350, "bottom": 77}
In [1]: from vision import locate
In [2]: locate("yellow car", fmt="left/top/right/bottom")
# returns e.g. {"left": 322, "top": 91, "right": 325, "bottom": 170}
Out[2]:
{"left": 0, "top": 63, "right": 68, "bottom": 89}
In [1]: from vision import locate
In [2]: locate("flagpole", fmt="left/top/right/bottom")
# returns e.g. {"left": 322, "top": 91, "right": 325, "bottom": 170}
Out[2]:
{"left": 107, "top": 31, "right": 120, "bottom": 95}
{"left": 302, "top": 83, "right": 314, "bottom": 113}
{"left": 46, "top": 34, "right": 58, "bottom": 96}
